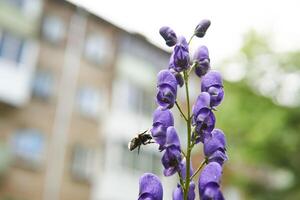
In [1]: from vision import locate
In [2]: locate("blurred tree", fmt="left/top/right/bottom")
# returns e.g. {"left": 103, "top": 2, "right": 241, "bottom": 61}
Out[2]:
{"left": 216, "top": 31, "right": 300, "bottom": 200}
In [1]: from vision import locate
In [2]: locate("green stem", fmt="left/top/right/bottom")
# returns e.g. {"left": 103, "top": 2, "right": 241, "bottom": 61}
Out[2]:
{"left": 183, "top": 70, "right": 191, "bottom": 200}
{"left": 188, "top": 34, "right": 195, "bottom": 45}
{"left": 175, "top": 101, "right": 188, "bottom": 121}
{"left": 190, "top": 159, "right": 207, "bottom": 181}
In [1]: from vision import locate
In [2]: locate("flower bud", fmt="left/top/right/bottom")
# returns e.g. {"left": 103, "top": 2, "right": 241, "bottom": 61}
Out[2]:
{"left": 194, "top": 19, "right": 211, "bottom": 38}
{"left": 159, "top": 26, "right": 177, "bottom": 47}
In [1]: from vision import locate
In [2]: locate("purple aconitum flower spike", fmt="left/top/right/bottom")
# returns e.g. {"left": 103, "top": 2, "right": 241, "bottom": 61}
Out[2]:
{"left": 169, "top": 36, "right": 190, "bottom": 72}
{"left": 151, "top": 107, "right": 174, "bottom": 150}
{"left": 172, "top": 182, "right": 196, "bottom": 200}
{"left": 201, "top": 70, "right": 224, "bottom": 107}
{"left": 204, "top": 129, "right": 228, "bottom": 166}
{"left": 192, "top": 92, "right": 216, "bottom": 143}
{"left": 161, "top": 127, "right": 182, "bottom": 176}
{"left": 194, "top": 19, "right": 211, "bottom": 38}
{"left": 193, "top": 45, "right": 210, "bottom": 77}
{"left": 156, "top": 70, "right": 178, "bottom": 110}
{"left": 159, "top": 26, "right": 177, "bottom": 47}
{"left": 138, "top": 173, "right": 163, "bottom": 200}
{"left": 199, "top": 162, "right": 224, "bottom": 200}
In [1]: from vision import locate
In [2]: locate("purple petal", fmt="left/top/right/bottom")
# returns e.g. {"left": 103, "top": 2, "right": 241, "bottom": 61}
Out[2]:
{"left": 169, "top": 36, "right": 190, "bottom": 72}
{"left": 156, "top": 85, "right": 176, "bottom": 109}
{"left": 192, "top": 92, "right": 211, "bottom": 116}
{"left": 159, "top": 26, "right": 177, "bottom": 47}
{"left": 151, "top": 124, "right": 167, "bottom": 148}
{"left": 165, "top": 126, "right": 181, "bottom": 149}
{"left": 201, "top": 182, "right": 224, "bottom": 200}
{"left": 208, "top": 150, "right": 228, "bottom": 166}
{"left": 198, "top": 162, "right": 222, "bottom": 194}
{"left": 194, "top": 45, "right": 209, "bottom": 62}
{"left": 152, "top": 107, "right": 174, "bottom": 127}
{"left": 204, "top": 129, "right": 226, "bottom": 157}
{"left": 162, "top": 147, "right": 182, "bottom": 177}
{"left": 208, "top": 86, "right": 224, "bottom": 107}
{"left": 138, "top": 173, "right": 163, "bottom": 200}
{"left": 157, "top": 70, "right": 178, "bottom": 90}
{"left": 172, "top": 182, "right": 195, "bottom": 200}
{"left": 201, "top": 71, "right": 223, "bottom": 92}
{"left": 194, "top": 19, "right": 211, "bottom": 38}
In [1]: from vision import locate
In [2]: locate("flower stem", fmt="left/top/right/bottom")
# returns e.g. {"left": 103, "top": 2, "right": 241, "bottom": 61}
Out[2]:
{"left": 188, "top": 34, "right": 195, "bottom": 45}
{"left": 175, "top": 101, "right": 188, "bottom": 121}
{"left": 190, "top": 158, "right": 207, "bottom": 181}
{"left": 183, "top": 70, "right": 191, "bottom": 200}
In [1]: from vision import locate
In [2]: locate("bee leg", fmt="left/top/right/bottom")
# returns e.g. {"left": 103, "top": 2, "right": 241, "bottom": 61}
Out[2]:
{"left": 138, "top": 145, "right": 141, "bottom": 154}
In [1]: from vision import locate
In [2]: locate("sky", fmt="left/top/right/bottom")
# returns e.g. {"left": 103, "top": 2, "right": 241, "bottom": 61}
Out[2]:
{"left": 67, "top": 0, "right": 300, "bottom": 62}
{"left": 67, "top": 0, "right": 300, "bottom": 107}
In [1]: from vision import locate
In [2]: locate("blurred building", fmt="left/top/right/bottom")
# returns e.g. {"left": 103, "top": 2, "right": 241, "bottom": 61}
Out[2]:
{"left": 0, "top": 0, "right": 171, "bottom": 200}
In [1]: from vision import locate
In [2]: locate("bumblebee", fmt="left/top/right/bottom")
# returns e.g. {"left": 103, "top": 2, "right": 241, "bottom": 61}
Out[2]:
{"left": 128, "top": 130, "right": 154, "bottom": 154}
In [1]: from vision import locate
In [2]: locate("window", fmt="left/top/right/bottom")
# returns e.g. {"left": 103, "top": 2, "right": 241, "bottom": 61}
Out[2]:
{"left": 76, "top": 87, "right": 102, "bottom": 118}
{"left": 118, "top": 80, "right": 154, "bottom": 116}
{"left": 120, "top": 142, "right": 161, "bottom": 175}
{"left": 42, "top": 15, "right": 65, "bottom": 44}
{"left": 32, "top": 70, "right": 54, "bottom": 100}
{"left": 5, "top": 0, "right": 24, "bottom": 8}
{"left": 84, "top": 34, "right": 111, "bottom": 65}
{"left": 71, "top": 144, "right": 95, "bottom": 182}
{"left": 10, "top": 129, "right": 45, "bottom": 168}
{"left": 0, "top": 32, "right": 24, "bottom": 63}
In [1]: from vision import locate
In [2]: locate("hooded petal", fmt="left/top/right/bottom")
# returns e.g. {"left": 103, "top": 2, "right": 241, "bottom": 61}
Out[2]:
{"left": 208, "top": 150, "right": 228, "bottom": 166}
{"left": 152, "top": 107, "right": 174, "bottom": 127}
{"left": 165, "top": 126, "right": 181, "bottom": 149}
{"left": 156, "top": 85, "right": 176, "bottom": 109}
{"left": 159, "top": 26, "right": 177, "bottom": 47}
{"left": 194, "top": 45, "right": 209, "bottom": 62}
{"left": 192, "top": 92, "right": 211, "bottom": 117}
{"left": 201, "top": 182, "right": 224, "bottom": 200}
{"left": 172, "top": 182, "right": 195, "bottom": 200}
{"left": 208, "top": 86, "right": 224, "bottom": 107}
{"left": 157, "top": 70, "right": 178, "bottom": 90}
{"left": 198, "top": 162, "right": 222, "bottom": 195}
{"left": 204, "top": 129, "right": 226, "bottom": 157}
{"left": 162, "top": 147, "right": 182, "bottom": 177}
{"left": 138, "top": 173, "right": 163, "bottom": 200}
{"left": 194, "top": 19, "right": 211, "bottom": 38}
{"left": 169, "top": 36, "right": 190, "bottom": 72}
{"left": 201, "top": 71, "right": 223, "bottom": 92}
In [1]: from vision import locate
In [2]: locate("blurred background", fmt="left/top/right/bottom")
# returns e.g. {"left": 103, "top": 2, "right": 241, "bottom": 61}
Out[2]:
{"left": 0, "top": 0, "right": 299, "bottom": 200}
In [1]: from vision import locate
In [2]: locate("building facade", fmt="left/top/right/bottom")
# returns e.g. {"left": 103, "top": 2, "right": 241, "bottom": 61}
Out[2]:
{"left": 0, "top": 0, "right": 172, "bottom": 200}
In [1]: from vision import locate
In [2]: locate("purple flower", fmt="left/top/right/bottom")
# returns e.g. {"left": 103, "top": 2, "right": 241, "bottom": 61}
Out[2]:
{"left": 151, "top": 107, "right": 174, "bottom": 150}
{"left": 161, "top": 127, "right": 182, "bottom": 176}
{"left": 192, "top": 92, "right": 215, "bottom": 143}
{"left": 172, "top": 182, "right": 195, "bottom": 200}
{"left": 159, "top": 26, "right": 177, "bottom": 47}
{"left": 199, "top": 162, "right": 224, "bottom": 200}
{"left": 169, "top": 36, "right": 190, "bottom": 72}
{"left": 201, "top": 71, "right": 224, "bottom": 107}
{"left": 194, "top": 19, "right": 211, "bottom": 38}
{"left": 204, "top": 129, "right": 228, "bottom": 166}
{"left": 193, "top": 45, "right": 210, "bottom": 77}
{"left": 138, "top": 173, "right": 163, "bottom": 200}
{"left": 156, "top": 70, "right": 178, "bottom": 109}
